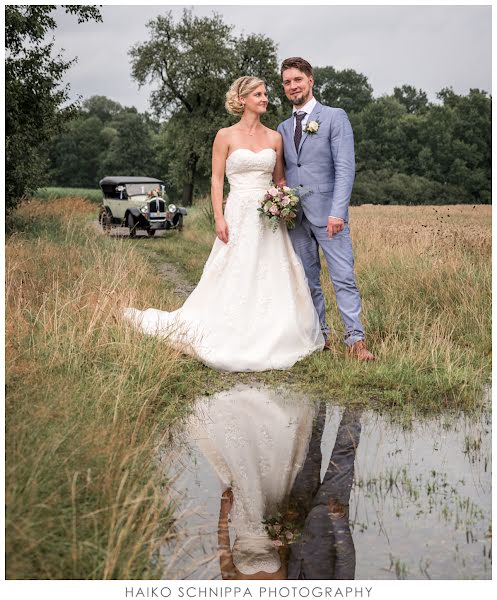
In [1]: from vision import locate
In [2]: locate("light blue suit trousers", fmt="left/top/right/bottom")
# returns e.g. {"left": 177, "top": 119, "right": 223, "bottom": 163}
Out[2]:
{"left": 277, "top": 102, "right": 365, "bottom": 344}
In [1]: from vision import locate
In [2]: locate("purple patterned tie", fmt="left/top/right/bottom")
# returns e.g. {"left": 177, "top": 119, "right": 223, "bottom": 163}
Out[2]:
{"left": 294, "top": 111, "right": 306, "bottom": 152}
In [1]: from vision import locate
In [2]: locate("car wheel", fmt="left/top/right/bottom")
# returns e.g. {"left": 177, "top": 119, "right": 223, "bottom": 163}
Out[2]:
{"left": 147, "top": 229, "right": 156, "bottom": 237}
{"left": 127, "top": 214, "right": 137, "bottom": 238}
{"left": 100, "top": 208, "right": 112, "bottom": 234}
{"left": 176, "top": 215, "right": 184, "bottom": 232}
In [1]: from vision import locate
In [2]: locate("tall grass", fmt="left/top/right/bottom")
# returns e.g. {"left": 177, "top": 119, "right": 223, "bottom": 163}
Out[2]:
{"left": 5, "top": 197, "right": 491, "bottom": 578}
{"left": 145, "top": 202, "right": 491, "bottom": 410}
{"left": 5, "top": 198, "right": 211, "bottom": 579}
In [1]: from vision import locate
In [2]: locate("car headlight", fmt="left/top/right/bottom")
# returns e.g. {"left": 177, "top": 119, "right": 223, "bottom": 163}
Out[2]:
{"left": 168, "top": 204, "right": 177, "bottom": 213}
{"left": 140, "top": 205, "right": 149, "bottom": 214}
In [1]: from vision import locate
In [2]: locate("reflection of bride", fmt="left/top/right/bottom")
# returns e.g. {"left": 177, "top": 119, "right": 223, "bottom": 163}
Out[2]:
{"left": 122, "top": 76, "right": 323, "bottom": 372}
{"left": 187, "top": 385, "right": 317, "bottom": 579}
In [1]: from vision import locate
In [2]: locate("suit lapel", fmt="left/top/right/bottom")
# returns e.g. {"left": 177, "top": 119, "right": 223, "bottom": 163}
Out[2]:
{"left": 298, "top": 102, "right": 322, "bottom": 156}
{"left": 282, "top": 116, "right": 297, "bottom": 158}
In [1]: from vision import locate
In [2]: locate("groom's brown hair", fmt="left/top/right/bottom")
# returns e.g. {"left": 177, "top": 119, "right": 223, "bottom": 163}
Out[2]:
{"left": 280, "top": 57, "right": 313, "bottom": 77}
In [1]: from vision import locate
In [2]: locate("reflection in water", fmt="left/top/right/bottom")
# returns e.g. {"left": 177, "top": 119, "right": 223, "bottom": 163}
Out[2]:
{"left": 161, "top": 384, "right": 491, "bottom": 580}
{"left": 286, "top": 404, "right": 361, "bottom": 580}
{"left": 165, "top": 385, "right": 361, "bottom": 580}
{"left": 188, "top": 386, "right": 320, "bottom": 579}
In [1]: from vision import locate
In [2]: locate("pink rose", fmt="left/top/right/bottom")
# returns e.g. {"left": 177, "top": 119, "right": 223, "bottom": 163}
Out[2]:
{"left": 281, "top": 197, "right": 291, "bottom": 206}
{"left": 268, "top": 187, "right": 278, "bottom": 197}
{"left": 270, "top": 205, "right": 279, "bottom": 215}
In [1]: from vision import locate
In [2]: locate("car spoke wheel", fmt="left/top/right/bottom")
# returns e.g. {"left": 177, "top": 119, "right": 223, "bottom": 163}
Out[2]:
{"left": 100, "top": 209, "right": 112, "bottom": 234}
{"left": 127, "top": 214, "right": 137, "bottom": 238}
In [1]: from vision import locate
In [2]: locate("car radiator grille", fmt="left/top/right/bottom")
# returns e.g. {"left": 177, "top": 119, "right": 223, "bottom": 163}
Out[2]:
{"left": 149, "top": 199, "right": 165, "bottom": 214}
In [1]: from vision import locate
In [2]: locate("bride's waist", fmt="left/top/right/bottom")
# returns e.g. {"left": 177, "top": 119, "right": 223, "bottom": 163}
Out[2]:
{"left": 228, "top": 183, "right": 269, "bottom": 195}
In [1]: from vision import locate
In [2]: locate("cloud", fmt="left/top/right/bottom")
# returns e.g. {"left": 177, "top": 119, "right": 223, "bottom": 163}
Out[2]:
{"left": 52, "top": 4, "right": 491, "bottom": 114}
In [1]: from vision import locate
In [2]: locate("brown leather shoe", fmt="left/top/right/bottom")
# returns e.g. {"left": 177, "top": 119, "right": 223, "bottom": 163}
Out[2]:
{"left": 347, "top": 340, "right": 375, "bottom": 361}
{"left": 323, "top": 337, "right": 332, "bottom": 351}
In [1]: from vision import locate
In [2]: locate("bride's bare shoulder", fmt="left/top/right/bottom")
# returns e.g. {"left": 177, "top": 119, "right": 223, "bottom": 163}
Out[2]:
{"left": 262, "top": 126, "right": 283, "bottom": 148}
{"left": 214, "top": 125, "right": 239, "bottom": 145}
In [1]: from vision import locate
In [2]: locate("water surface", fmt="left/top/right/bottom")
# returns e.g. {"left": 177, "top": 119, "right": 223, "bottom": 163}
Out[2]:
{"left": 160, "top": 384, "right": 491, "bottom": 580}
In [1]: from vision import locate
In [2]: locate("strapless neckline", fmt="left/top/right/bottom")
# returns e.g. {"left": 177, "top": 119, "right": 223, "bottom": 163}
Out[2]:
{"left": 227, "top": 148, "right": 276, "bottom": 162}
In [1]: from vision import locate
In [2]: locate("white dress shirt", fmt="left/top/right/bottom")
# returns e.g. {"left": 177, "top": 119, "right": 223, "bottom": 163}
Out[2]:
{"left": 292, "top": 96, "right": 317, "bottom": 133}
{"left": 292, "top": 96, "right": 344, "bottom": 223}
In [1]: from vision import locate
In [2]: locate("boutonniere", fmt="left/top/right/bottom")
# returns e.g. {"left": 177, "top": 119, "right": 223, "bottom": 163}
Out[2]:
{"left": 304, "top": 120, "right": 320, "bottom": 134}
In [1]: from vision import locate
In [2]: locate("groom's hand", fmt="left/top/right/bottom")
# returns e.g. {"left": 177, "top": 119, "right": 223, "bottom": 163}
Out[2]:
{"left": 327, "top": 217, "right": 345, "bottom": 239}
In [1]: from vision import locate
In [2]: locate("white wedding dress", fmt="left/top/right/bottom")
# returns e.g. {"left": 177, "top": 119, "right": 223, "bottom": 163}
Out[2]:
{"left": 188, "top": 384, "right": 316, "bottom": 575}
{"left": 123, "top": 148, "right": 324, "bottom": 371}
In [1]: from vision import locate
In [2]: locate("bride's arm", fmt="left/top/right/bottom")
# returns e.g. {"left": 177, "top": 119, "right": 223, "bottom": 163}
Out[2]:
{"left": 272, "top": 133, "right": 286, "bottom": 187}
{"left": 218, "top": 488, "right": 236, "bottom": 579}
{"left": 211, "top": 129, "right": 229, "bottom": 244}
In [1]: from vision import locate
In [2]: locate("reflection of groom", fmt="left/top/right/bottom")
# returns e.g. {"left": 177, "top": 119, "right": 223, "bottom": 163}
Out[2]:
{"left": 286, "top": 404, "right": 361, "bottom": 579}
{"left": 277, "top": 57, "right": 374, "bottom": 361}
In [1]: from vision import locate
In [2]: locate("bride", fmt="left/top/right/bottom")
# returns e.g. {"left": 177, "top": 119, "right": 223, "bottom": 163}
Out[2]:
{"left": 123, "top": 76, "right": 324, "bottom": 371}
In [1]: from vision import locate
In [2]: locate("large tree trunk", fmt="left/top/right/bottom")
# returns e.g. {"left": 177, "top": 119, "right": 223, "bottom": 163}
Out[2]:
{"left": 182, "top": 183, "right": 193, "bottom": 207}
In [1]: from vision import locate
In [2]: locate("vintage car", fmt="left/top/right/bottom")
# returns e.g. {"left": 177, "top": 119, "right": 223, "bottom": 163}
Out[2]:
{"left": 98, "top": 176, "right": 187, "bottom": 237}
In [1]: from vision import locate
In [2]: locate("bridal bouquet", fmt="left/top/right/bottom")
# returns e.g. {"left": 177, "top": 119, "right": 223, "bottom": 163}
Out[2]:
{"left": 258, "top": 184, "right": 300, "bottom": 232}
{"left": 262, "top": 513, "right": 300, "bottom": 547}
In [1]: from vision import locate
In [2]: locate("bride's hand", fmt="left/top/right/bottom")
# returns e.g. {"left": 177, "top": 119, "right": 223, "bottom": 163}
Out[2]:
{"left": 215, "top": 217, "right": 229, "bottom": 244}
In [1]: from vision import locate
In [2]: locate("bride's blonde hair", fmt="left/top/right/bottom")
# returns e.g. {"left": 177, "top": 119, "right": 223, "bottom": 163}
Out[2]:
{"left": 225, "top": 76, "right": 265, "bottom": 116}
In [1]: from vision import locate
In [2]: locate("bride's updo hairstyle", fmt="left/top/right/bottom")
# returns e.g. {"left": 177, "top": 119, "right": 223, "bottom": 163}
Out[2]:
{"left": 225, "top": 76, "right": 265, "bottom": 116}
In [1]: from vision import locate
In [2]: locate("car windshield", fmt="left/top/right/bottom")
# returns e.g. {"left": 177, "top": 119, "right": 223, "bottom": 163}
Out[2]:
{"left": 125, "top": 183, "right": 161, "bottom": 197}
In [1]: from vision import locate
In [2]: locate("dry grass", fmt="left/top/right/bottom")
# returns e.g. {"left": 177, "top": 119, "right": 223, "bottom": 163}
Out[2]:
{"left": 148, "top": 201, "right": 491, "bottom": 409}
{"left": 5, "top": 198, "right": 491, "bottom": 579}
{"left": 5, "top": 198, "right": 202, "bottom": 579}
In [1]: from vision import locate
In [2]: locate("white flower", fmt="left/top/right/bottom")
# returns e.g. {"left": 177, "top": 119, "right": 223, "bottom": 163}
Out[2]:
{"left": 305, "top": 120, "right": 320, "bottom": 133}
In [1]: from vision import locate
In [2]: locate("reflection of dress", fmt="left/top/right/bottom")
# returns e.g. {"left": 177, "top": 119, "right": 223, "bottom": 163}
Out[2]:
{"left": 188, "top": 385, "right": 316, "bottom": 575}
{"left": 123, "top": 148, "right": 323, "bottom": 372}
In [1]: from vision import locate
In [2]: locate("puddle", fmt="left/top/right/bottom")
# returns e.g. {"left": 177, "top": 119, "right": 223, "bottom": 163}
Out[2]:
{"left": 160, "top": 384, "right": 491, "bottom": 580}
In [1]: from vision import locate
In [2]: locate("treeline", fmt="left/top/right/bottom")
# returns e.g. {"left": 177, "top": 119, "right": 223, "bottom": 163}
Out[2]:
{"left": 46, "top": 85, "right": 491, "bottom": 206}
{"left": 7, "top": 7, "right": 490, "bottom": 211}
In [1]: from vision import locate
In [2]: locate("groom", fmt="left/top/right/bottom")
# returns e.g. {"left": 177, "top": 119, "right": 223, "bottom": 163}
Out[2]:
{"left": 277, "top": 57, "right": 374, "bottom": 360}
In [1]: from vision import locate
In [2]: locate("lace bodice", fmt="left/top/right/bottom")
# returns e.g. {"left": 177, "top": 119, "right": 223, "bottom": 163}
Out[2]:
{"left": 225, "top": 148, "right": 276, "bottom": 192}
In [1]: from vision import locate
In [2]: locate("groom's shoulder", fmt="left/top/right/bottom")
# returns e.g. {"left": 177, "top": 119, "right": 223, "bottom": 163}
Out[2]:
{"left": 318, "top": 102, "right": 348, "bottom": 118}
{"left": 277, "top": 115, "right": 293, "bottom": 132}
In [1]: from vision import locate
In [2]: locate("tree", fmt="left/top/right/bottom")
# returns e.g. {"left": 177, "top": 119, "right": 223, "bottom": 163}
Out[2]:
{"left": 352, "top": 96, "right": 408, "bottom": 172}
{"left": 5, "top": 5, "right": 102, "bottom": 212}
{"left": 46, "top": 96, "right": 163, "bottom": 187}
{"left": 393, "top": 84, "right": 429, "bottom": 114}
{"left": 129, "top": 9, "right": 280, "bottom": 205}
{"left": 313, "top": 66, "right": 373, "bottom": 114}
{"left": 102, "top": 111, "right": 162, "bottom": 178}
{"left": 48, "top": 115, "right": 108, "bottom": 188}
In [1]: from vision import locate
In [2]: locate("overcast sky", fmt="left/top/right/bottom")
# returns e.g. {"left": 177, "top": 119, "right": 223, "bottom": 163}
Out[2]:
{"left": 52, "top": 4, "right": 492, "bottom": 115}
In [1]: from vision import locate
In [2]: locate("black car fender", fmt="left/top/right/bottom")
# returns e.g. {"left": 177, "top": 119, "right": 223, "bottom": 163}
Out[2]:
{"left": 125, "top": 207, "right": 142, "bottom": 219}
{"left": 124, "top": 207, "right": 148, "bottom": 227}
{"left": 177, "top": 207, "right": 187, "bottom": 216}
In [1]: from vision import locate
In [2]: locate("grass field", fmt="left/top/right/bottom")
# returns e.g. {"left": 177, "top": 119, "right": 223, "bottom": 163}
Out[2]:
{"left": 140, "top": 198, "right": 492, "bottom": 409}
{"left": 5, "top": 195, "right": 491, "bottom": 579}
{"left": 34, "top": 186, "right": 102, "bottom": 204}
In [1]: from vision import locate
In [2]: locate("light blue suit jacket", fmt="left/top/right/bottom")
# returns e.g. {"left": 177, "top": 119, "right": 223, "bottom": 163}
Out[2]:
{"left": 277, "top": 102, "right": 355, "bottom": 226}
